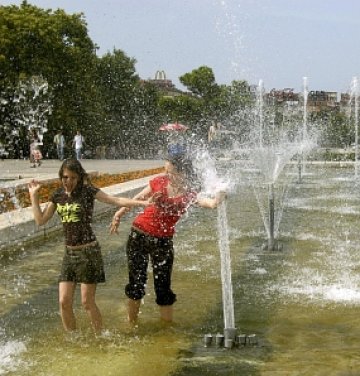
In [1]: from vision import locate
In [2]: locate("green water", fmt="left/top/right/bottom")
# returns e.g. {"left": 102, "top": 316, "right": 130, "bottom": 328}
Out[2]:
{"left": 1, "top": 164, "right": 360, "bottom": 375}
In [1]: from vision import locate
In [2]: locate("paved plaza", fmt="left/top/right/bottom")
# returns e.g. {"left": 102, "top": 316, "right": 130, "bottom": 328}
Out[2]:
{"left": 0, "top": 158, "right": 164, "bottom": 186}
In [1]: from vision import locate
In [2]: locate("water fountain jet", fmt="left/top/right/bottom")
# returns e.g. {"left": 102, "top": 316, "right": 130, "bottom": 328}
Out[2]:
{"left": 350, "top": 77, "right": 359, "bottom": 178}
{"left": 194, "top": 150, "right": 237, "bottom": 345}
{"left": 298, "top": 76, "right": 309, "bottom": 183}
{"left": 246, "top": 79, "right": 317, "bottom": 250}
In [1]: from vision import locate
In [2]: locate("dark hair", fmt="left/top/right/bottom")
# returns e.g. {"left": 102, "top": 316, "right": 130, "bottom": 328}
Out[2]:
{"left": 166, "top": 154, "right": 200, "bottom": 191}
{"left": 58, "top": 159, "right": 89, "bottom": 191}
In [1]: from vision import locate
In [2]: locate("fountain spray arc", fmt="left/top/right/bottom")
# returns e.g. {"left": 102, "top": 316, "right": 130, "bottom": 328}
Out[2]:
{"left": 257, "top": 80, "right": 279, "bottom": 250}
{"left": 1, "top": 76, "right": 52, "bottom": 158}
{"left": 250, "top": 79, "right": 316, "bottom": 250}
{"left": 251, "top": 145, "right": 299, "bottom": 251}
{"left": 255, "top": 79, "right": 280, "bottom": 251}
{"left": 298, "top": 77, "right": 309, "bottom": 183}
{"left": 350, "top": 77, "right": 359, "bottom": 179}
{"left": 256, "top": 80, "right": 265, "bottom": 149}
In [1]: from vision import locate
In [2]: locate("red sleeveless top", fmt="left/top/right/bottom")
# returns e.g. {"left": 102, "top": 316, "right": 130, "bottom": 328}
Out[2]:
{"left": 133, "top": 175, "right": 197, "bottom": 237}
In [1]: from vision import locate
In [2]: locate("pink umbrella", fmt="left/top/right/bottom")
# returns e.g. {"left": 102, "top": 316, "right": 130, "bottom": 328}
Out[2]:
{"left": 159, "top": 122, "right": 189, "bottom": 131}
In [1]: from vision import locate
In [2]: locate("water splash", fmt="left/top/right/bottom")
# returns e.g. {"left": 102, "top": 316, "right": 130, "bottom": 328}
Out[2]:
{"left": 1, "top": 75, "right": 52, "bottom": 158}
{"left": 216, "top": 200, "right": 235, "bottom": 330}
{"left": 257, "top": 79, "right": 265, "bottom": 148}
{"left": 302, "top": 76, "right": 309, "bottom": 141}
{"left": 193, "top": 148, "right": 232, "bottom": 194}
{"left": 193, "top": 149, "right": 235, "bottom": 330}
{"left": 350, "top": 76, "right": 359, "bottom": 178}
{"left": 0, "top": 338, "right": 28, "bottom": 375}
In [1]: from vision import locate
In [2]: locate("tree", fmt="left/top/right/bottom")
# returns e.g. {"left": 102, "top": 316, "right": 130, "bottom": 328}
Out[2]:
{"left": 178, "top": 68, "right": 252, "bottom": 140}
{"left": 0, "top": 1, "right": 98, "bottom": 155}
{"left": 180, "top": 66, "right": 220, "bottom": 100}
{"left": 313, "top": 110, "right": 351, "bottom": 148}
{"left": 158, "top": 95, "right": 203, "bottom": 124}
{"left": 96, "top": 49, "right": 161, "bottom": 158}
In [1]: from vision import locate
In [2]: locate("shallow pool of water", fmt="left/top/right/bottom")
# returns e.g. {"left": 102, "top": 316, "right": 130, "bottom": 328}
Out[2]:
{"left": 1, "top": 163, "right": 360, "bottom": 375}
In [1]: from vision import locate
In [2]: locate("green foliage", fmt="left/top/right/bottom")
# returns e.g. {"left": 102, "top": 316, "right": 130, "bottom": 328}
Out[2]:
{"left": 0, "top": 2, "right": 96, "bottom": 83}
{"left": 162, "top": 69, "right": 253, "bottom": 138}
{"left": 180, "top": 65, "right": 220, "bottom": 100}
{"left": 95, "top": 49, "right": 163, "bottom": 157}
{"left": 310, "top": 110, "right": 352, "bottom": 148}
{"left": 0, "top": 2, "right": 350, "bottom": 159}
{"left": 158, "top": 95, "right": 202, "bottom": 124}
{"left": 0, "top": 3, "right": 256, "bottom": 158}
{"left": 0, "top": 1, "right": 97, "bottom": 155}
{"left": 96, "top": 50, "right": 138, "bottom": 114}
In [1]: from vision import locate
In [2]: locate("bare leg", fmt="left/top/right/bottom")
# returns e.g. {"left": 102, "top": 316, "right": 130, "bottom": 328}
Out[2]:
{"left": 159, "top": 305, "right": 173, "bottom": 322}
{"left": 127, "top": 299, "right": 141, "bottom": 323}
{"left": 59, "top": 282, "right": 77, "bottom": 331}
{"left": 81, "top": 283, "right": 102, "bottom": 333}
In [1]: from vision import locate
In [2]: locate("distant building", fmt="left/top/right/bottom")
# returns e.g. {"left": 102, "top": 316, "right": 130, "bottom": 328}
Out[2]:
{"left": 146, "top": 73, "right": 352, "bottom": 114}
{"left": 307, "top": 90, "right": 338, "bottom": 112}
{"left": 267, "top": 88, "right": 299, "bottom": 105}
{"left": 339, "top": 93, "right": 352, "bottom": 112}
{"left": 261, "top": 87, "right": 343, "bottom": 113}
{"left": 146, "top": 70, "right": 183, "bottom": 97}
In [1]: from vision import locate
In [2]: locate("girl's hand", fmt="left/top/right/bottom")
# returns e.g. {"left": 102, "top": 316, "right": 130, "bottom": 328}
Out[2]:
{"left": 109, "top": 215, "right": 120, "bottom": 234}
{"left": 109, "top": 207, "right": 131, "bottom": 234}
{"left": 216, "top": 191, "right": 227, "bottom": 204}
{"left": 28, "top": 179, "right": 41, "bottom": 197}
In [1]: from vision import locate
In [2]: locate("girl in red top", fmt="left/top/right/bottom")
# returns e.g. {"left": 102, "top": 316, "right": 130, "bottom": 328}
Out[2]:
{"left": 110, "top": 153, "right": 225, "bottom": 323}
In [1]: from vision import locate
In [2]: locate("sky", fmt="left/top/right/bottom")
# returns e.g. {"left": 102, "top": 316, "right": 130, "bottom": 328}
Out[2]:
{"left": 2, "top": 0, "right": 360, "bottom": 93}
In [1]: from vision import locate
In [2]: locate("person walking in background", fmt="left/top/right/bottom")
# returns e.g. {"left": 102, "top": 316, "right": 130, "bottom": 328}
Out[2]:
{"left": 208, "top": 121, "right": 217, "bottom": 144}
{"left": 208, "top": 121, "right": 223, "bottom": 145}
{"left": 32, "top": 145, "right": 43, "bottom": 167}
{"left": 29, "top": 128, "right": 42, "bottom": 168}
{"left": 110, "top": 152, "right": 226, "bottom": 324}
{"left": 54, "top": 130, "right": 65, "bottom": 160}
{"left": 73, "top": 130, "right": 85, "bottom": 160}
{"left": 28, "top": 159, "right": 152, "bottom": 334}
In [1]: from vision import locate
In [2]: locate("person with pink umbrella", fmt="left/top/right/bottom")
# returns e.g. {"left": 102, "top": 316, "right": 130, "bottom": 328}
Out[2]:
{"left": 159, "top": 122, "right": 189, "bottom": 157}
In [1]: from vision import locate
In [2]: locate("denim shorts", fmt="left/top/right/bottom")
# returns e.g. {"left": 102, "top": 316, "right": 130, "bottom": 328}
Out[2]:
{"left": 58, "top": 243, "right": 105, "bottom": 284}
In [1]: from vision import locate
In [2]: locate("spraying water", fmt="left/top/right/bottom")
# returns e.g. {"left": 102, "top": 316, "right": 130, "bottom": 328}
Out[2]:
{"left": 298, "top": 76, "right": 309, "bottom": 182}
{"left": 350, "top": 77, "right": 359, "bottom": 178}
{"left": 217, "top": 200, "right": 235, "bottom": 330}
{"left": 257, "top": 79, "right": 264, "bottom": 148}
{"left": 0, "top": 75, "right": 52, "bottom": 158}
{"left": 0, "top": 334, "right": 28, "bottom": 375}
{"left": 194, "top": 150, "right": 235, "bottom": 332}
{"left": 302, "top": 77, "right": 309, "bottom": 141}
{"left": 246, "top": 79, "right": 317, "bottom": 249}
{"left": 249, "top": 141, "right": 306, "bottom": 249}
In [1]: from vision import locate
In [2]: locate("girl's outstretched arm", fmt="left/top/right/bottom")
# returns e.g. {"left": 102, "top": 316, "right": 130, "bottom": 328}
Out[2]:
{"left": 109, "top": 184, "right": 152, "bottom": 234}
{"left": 95, "top": 186, "right": 152, "bottom": 209}
{"left": 196, "top": 191, "right": 226, "bottom": 209}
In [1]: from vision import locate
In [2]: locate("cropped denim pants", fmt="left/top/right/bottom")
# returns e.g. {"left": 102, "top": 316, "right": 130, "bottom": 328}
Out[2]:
{"left": 125, "top": 228, "right": 177, "bottom": 306}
